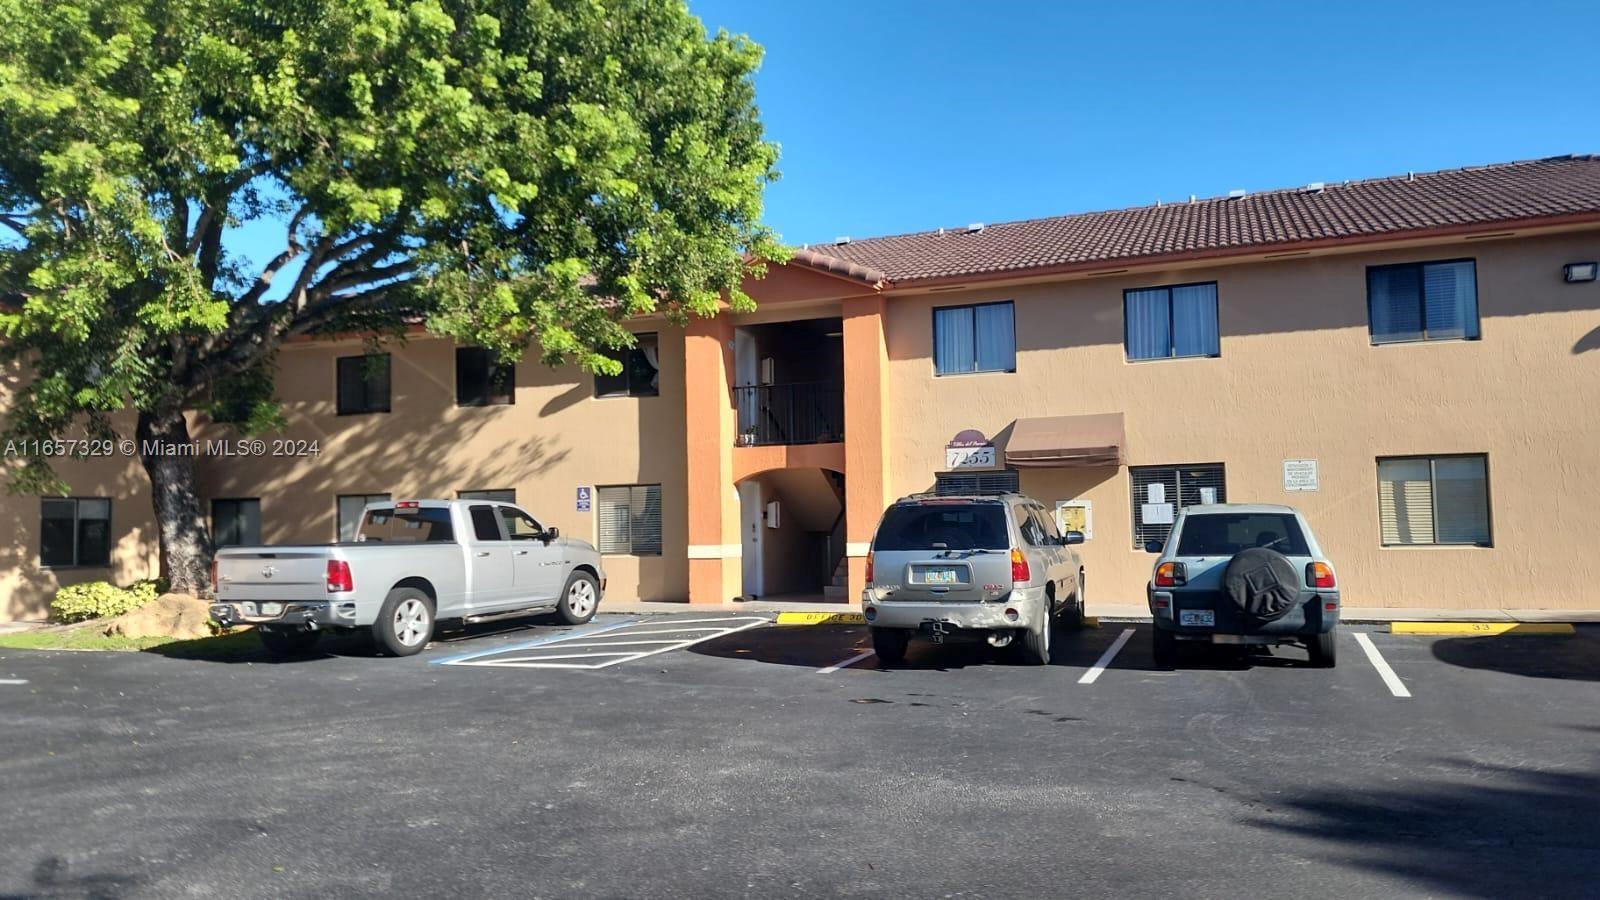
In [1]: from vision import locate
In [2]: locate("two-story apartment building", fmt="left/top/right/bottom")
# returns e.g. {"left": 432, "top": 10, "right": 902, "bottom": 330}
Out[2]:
{"left": 5, "top": 155, "right": 1600, "bottom": 621}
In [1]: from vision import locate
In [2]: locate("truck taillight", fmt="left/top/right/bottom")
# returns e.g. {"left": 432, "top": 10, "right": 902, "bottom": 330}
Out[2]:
{"left": 1155, "top": 562, "right": 1187, "bottom": 587}
{"left": 864, "top": 552, "right": 874, "bottom": 583}
{"left": 1307, "top": 561, "right": 1336, "bottom": 589}
{"left": 326, "top": 560, "right": 354, "bottom": 593}
{"left": 210, "top": 560, "right": 218, "bottom": 593}
{"left": 1011, "top": 548, "right": 1030, "bottom": 583}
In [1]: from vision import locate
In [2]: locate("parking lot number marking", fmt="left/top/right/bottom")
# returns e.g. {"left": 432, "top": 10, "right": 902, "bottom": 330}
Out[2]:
{"left": 1078, "top": 628, "right": 1135, "bottom": 685}
{"left": 1354, "top": 632, "right": 1412, "bottom": 698}
{"left": 817, "top": 650, "right": 875, "bottom": 674}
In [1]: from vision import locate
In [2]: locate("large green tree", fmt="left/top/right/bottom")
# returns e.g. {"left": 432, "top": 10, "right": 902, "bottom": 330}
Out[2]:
{"left": 0, "top": 0, "right": 781, "bottom": 591}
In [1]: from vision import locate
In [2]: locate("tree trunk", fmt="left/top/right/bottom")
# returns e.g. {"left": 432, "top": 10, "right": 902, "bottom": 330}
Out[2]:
{"left": 137, "top": 409, "right": 213, "bottom": 595}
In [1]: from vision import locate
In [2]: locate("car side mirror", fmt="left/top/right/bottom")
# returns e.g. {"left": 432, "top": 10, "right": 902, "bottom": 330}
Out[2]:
{"left": 543, "top": 526, "right": 559, "bottom": 543}
{"left": 1064, "top": 531, "right": 1085, "bottom": 545}
{"left": 1144, "top": 540, "right": 1164, "bottom": 554}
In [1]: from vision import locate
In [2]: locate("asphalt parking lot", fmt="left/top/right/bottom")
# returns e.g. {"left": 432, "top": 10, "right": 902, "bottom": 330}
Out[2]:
{"left": 2, "top": 613, "right": 1598, "bottom": 899}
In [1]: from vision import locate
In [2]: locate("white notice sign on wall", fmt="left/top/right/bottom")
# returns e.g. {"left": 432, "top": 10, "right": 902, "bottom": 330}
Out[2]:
{"left": 1283, "top": 459, "right": 1319, "bottom": 492}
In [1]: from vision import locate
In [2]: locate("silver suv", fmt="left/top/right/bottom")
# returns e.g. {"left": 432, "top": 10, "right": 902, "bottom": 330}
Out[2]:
{"left": 861, "top": 492, "right": 1085, "bottom": 666}
{"left": 1145, "top": 503, "right": 1340, "bottom": 667}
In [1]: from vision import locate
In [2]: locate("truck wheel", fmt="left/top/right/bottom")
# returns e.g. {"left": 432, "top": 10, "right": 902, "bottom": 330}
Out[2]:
{"left": 1153, "top": 627, "right": 1178, "bottom": 668}
{"left": 870, "top": 627, "right": 909, "bottom": 666}
{"left": 1308, "top": 627, "right": 1338, "bottom": 668}
{"left": 373, "top": 587, "right": 435, "bottom": 657}
{"left": 556, "top": 571, "right": 601, "bottom": 625}
{"left": 258, "top": 628, "right": 321, "bottom": 658}
{"left": 1017, "top": 618, "right": 1050, "bottom": 666}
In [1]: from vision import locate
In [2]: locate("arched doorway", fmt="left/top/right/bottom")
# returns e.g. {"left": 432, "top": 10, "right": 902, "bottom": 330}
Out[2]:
{"left": 735, "top": 467, "right": 845, "bottom": 601}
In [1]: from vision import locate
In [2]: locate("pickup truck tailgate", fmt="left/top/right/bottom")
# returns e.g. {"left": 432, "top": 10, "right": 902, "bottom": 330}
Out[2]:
{"left": 216, "top": 548, "right": 331, "bottom": 602}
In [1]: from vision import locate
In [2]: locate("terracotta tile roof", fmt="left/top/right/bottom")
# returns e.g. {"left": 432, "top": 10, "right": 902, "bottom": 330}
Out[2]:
{"left": 795, "top": 155, "right": 1600, "bottom": 284}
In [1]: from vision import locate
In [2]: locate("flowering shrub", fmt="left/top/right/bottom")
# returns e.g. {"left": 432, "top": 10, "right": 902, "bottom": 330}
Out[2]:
{"left": 50, "top": 581, "right": 160, "bottom": 623}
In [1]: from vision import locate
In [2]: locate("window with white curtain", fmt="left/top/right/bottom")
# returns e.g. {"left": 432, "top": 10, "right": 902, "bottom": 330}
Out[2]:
{"left": 594, "top": 332, "right": 661, "bottom": 397}
{"left": 597, "top": 484, "right": 663, "bottom": 555}
{"left": 933, "top": 302, "right": 1015, "bottom": 374}
{"left": 1367, "top": 260, "right": 1479, "bottom": 344}
{"left": 1124, "top": 282, "right": 1220, "bottom": 361}
{"left": 1377, "top": 455, "right": 1491, "bottom": 546}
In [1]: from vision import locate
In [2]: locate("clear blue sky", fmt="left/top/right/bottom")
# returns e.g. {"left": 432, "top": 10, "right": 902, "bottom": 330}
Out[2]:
{"left": 688, "top": 0, "right": 1600, "bottom": 246}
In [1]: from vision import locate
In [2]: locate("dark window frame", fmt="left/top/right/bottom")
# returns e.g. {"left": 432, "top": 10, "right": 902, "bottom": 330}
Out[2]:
{"left": 1366, "top": 258, "right": 1480, "bottom": 345}
{"left": 210, "top": 497, "right": 262, "bottom": 548}
{"left": 594, "top": 332, "right": 661, "bottom": 399}
{"left": 336, "top": 493, "right": 391, "bottom": 542}
{"left": 596, "top": 483, "right": 664, "bottom": 556}
{"left": 1376, "top": 453, "right": 1493, "bottom": 547}
{"left": 931, "top": 300, "right": 1017, "bottom": 376}
{"left": 39, "top": 496, "right": 113, "bottom": 569}
{"left": 1129, "top": 463, "right": 1227, "bottom": 549}
{"left": 455, "top": 347, "right": 516, "bottom": 407}
{"left": 1122, "top": 281, "right": 1221, "bottom": 361}
{"left": 335, "top": 353, "right": 392, "bottom": 416}
{"left": 458, "top": 489, "right": 517, "bottom": 503}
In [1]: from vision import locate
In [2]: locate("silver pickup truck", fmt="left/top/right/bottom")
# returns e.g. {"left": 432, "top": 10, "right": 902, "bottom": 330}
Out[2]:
{"left": 209, "top": 498, "right": 606, "bottom": 657}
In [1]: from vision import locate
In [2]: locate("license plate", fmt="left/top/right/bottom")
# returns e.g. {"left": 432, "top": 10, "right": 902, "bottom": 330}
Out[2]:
{"left": 258, "top": 602, "right": 284, "bottom": 617}
{"left": 1180, "top": 609, "right": 1215, "bottom": 627}
{"left": 921, "top": 567, "right": 958, "bottom": 585}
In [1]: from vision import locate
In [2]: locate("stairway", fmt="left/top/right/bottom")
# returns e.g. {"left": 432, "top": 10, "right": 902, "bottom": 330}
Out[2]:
{"left": 822, "top": 556, "right": 849, "bottom": 601}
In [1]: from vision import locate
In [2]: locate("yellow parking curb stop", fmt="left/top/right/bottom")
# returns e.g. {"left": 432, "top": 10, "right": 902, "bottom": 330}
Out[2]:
{"left": 775, "top": 611, "right": 866, "bottom": 627}
{"left": 1390, "top": 622, "right": 1576, "bottom": 636}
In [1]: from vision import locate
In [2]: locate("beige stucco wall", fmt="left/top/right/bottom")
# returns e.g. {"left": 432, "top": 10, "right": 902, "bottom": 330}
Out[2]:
{"left": 881, "top": 230, "right": 1600, "bottom": 610}
{"left": 191, "top": 329, "right": 689, "bottom": 604}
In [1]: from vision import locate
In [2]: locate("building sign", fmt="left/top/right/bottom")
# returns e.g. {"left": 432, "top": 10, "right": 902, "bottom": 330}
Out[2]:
{"left": 945, "top": 429, "right": 997, "bottom": 470}
{"left": 1056, "top": 499, "right": 1093, "bottom": 539}
{"left": 576, "top": 486, "right": 592, "bottom": 512}
{"left": 1283, "top": 459, "right": 1319, "bottom": 492}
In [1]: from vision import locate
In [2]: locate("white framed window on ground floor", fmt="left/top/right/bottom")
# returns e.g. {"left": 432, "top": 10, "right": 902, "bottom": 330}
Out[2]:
{"left": 1129, "top": 464, "right": 1226, "bottom": 549}
{"left": 597, "top": 485, "right": 662, "bottom": 555}
{"left": 1377, "top": 454, "right": 1491, "bottom": 546}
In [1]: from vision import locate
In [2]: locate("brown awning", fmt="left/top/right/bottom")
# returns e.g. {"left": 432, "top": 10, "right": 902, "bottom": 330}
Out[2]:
{"left": 1004, "top": 413, "right": 1125, "bottom": 468}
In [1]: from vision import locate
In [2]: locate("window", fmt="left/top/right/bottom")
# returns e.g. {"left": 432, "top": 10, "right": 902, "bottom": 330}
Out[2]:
{"left": 1130, "top": 464, "right": 1226, "bottom": 549}
{"left": 933, "top": 301, "right": 1015, "bottom": 374}
{"left": 40, "top": 498, "right": 111, "bottom": 567}
{"left": 1368, "top": 259, "right": 1479, "bottom": 344}
{"left": 934, "top": 469, "right": 1019, "bottom": 495}
{"left": 597, "top": 484, "right": 662, "bottom": 555}
{"left": 455, "top": 347, "right": 515, "bottom": 406}
{"left": 1124, "top": 282, "right": 1220, "bottom": 360}
{"left": 873, "top": 503, "right": 1009, "bottom": 552}
{"left": 1377, "top": 455, "right": 1491, "bottom": 546}
{"left": 337, "top": 493, "right": 391, "bottom": 542}
{"left": 211, "top": 498, "right": 261, "bottom": 547}
{"left": 336, "top": 354, "right": 391, "bottom": 415}
{"left": 356, "top": 506, "right": 455, "bottom": 543}
{"left": 499, "top": 506, "right": 545, "bottom": 540}
{"left": 468, "top": 505, "right": 504, "bottom": 541}
{"left": 459, "top": 489, "right": 516, "bottom": 503}
{"left": 594, "top": 332, "right": 660, "bottom": 398}
{"left": 1176, "top": 513, "right": 1309, "bottom": 557}
{"left": 1014, "top": 504, "right": 1049, "bottom": 545}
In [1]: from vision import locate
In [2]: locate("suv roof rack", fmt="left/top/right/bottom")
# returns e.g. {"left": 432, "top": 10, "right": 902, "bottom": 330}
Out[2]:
{"left": 901, "top": 489, "right": 1016, "bottom": 500}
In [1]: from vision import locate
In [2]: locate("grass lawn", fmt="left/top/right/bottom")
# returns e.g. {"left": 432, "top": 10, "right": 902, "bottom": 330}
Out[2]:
{"left": 0, "top": 625, "right": 262, "bottom": 659}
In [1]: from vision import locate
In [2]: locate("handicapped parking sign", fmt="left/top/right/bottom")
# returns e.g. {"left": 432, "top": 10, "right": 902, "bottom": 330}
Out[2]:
{"left": 576, "top": 486, "right": 592, "bottom": 512}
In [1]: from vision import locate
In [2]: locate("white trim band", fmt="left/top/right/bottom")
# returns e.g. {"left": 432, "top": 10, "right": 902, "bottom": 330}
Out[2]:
{"left": 687, "top": 543, "right": 742, "bottom": 560}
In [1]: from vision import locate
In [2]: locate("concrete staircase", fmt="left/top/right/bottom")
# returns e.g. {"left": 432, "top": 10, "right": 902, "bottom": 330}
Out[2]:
{"left": 822, "top": 556, "right": 849, "bottom": 601}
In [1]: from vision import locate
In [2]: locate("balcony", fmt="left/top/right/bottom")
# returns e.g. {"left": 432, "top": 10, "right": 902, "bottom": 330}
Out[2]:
{"left": 734, "top": 382, "right": 843, "bottom": 447}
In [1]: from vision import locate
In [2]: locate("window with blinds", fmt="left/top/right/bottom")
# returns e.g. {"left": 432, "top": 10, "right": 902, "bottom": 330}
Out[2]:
{"left": 1368, "top": 259, "right": 1479, "bottom": 344}
{"left": 1129, "top": 464, "right": 1226, "bottom": 549}
{"left": 934, "top": 469, "right": 1020, "bottom": 495}
{"left": 597, "top": 484, "right": 663, "bottom": 555}
{"left": 1377, "top": 455, "right": 1491, "bottom": 546}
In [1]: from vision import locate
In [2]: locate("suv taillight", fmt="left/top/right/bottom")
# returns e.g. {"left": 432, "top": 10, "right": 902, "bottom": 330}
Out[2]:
{"left": 1010, "top": 548, "right": 1030, "bottom": 583}
{"left": 1306, "top": 561, "right": 1336, "bottom": 589}
{"left": 326, "top": 560, "right": 354, "bottom": 593}
{"left": 864, "top": 552, "right": 874, "bottom": 583}
{"left": 1155, "top": 561, "right": 1187, "bottom": 587}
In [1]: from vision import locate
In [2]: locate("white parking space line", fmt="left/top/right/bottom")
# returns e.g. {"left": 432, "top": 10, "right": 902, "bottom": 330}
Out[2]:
{"left": 0, "top": 679, "right": 27, "bottom": 685}
{"left": 441, "top": 616, "right": 769, "bottom": 671}
{"left": 817, "top": 651, "right": 875, "bottom": 674}
{"left": 1354, "top": 632, "right": 1412, "bottom": 698}
{"left": 1078, "top": 628, "right": 1135, "bottom": 685}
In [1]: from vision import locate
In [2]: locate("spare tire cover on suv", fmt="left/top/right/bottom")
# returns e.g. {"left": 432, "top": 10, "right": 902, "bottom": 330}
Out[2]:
{"left": 1223, "top": 548, "right": 1300, "bottom": 621}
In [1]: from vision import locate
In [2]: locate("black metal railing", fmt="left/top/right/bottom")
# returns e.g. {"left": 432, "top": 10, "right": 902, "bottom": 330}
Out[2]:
{"left": 734, "top": 382, "right": 844, "bottom": 446}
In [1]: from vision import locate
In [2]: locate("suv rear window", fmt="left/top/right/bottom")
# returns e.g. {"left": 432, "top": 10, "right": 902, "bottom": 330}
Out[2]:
{"left": 873, "top": 503, "right": 1009, "bottom": 551}
{"left": 1175, "top": 513, "right": 1308, "bottom": 557}
{"left": 357, "top": 507, "right": 456, "bottom": 543}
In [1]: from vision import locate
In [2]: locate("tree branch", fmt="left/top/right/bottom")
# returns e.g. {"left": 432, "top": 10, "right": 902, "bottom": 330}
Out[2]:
{"left": 309, "top": 258, "right": 420, "bottom": 301}
{"left": 236, "top": 204, "right": 315, "bottom": 307}
{"left": 0, "top": 214, "right": 29, "bottom": 236}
